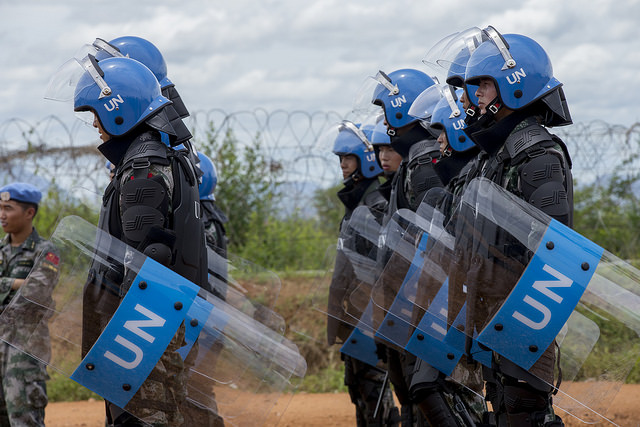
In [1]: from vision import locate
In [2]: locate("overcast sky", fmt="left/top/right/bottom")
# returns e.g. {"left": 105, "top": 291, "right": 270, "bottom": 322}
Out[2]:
{"left": 1, "top": 0, "right": 639, "bottom": 128}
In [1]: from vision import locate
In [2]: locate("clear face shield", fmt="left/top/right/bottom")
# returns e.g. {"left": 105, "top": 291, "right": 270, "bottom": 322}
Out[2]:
{"left": 428, "top": 86, "right": 461, "bottom": 144}
{"left": 45, "top": 43, "right": 115, "bottom": 103}
{"left": 45, "top": 53, "right": 114, "bottom": 129}
{"left": 407, "top": 84, "right": 446, "bottom": 131}
{"left": 352, "top": 70, "right": 398, "bottom": 120}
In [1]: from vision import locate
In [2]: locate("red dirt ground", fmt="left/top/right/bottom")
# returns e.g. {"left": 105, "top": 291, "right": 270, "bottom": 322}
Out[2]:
{"left": 45, "top": 385, "right": 640, "bottom": 426}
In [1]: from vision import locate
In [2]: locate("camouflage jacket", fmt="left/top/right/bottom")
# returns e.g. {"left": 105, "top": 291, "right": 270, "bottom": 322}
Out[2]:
{"left": 0, "top": 228, "right": 60, "bottom": 312}
{"left": 0, "top": 228, "right": 59, "bottom": 357}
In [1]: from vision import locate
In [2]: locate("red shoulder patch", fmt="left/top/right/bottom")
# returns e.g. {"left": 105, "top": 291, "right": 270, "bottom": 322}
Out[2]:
{"left": 45, "top": 252, "right": 60, "bottom": 265}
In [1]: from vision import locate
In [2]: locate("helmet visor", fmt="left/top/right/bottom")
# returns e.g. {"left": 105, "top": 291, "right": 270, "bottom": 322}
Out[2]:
{"left": 465, "top": 26, "right": 516, "bottom": 84}
{"left": 352, "top": 73, "right": 386, "bottom": 117}
{"left": 407, "top": 84, "right": 445, "bottom": 123}
{"left": 45, "top": 54, "right": 111, "bottom": 103}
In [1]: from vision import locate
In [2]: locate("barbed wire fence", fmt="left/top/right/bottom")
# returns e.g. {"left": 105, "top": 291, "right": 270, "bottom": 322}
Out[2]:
{"left": 1, "top": 110, "right": 640, "bottom": 216}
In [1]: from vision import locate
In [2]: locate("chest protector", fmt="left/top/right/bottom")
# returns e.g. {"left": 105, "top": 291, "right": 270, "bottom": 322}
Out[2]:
{"left": 481, "top": 121, "right": 573, "bottom": 227}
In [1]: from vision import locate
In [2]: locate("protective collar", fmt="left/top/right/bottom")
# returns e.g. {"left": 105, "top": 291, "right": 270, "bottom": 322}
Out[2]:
{"left": 389, "top": 124, "right": 433, "bottom": 159}
{"left": 434, "top": 146, "right": 480, "bottom": 186}
{"left": 464, "top": 108, "right": 530, "bottom": 156}
{"left": 337, "top": 177, "right": 378, "bottom": 212}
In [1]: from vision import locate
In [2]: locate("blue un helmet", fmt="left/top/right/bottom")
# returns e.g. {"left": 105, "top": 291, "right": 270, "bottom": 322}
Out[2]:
{"left": 429, "top": 88, "right": 474, "bottom": 155}
{"left": 107, "top": 36, "right": 189, "bottom": 119}
{"left": 370, "top": 117, "right": 391, "bottom": 147}
{"left": 370, "top": 69, "right": 436, "bottom": 134}
{"left": 197, "top": 152, "right": 218, "bottom": 201}
{"left": 331, "top": 121, "right": 383, "bottom": 179}
{"left": 464, "top": 27, "right": 571, "bottom": 126}
{"left": 94, "top": 36, "right": 171, "bottom": 88}
{"left": 73, "top": 56, "right": 174, "bottom": 138}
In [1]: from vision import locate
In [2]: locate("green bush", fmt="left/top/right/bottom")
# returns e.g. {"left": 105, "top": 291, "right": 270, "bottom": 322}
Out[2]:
{"left": 47, "top": 371, "right": 100, "bottom": 402}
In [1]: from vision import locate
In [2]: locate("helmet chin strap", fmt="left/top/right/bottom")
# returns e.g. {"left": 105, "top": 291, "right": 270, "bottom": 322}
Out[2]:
{"left": 343, "top": 169, "right": 363, "bottom": 186}
{"left": 484, "top": 96, "right": 503, "bottom": 116}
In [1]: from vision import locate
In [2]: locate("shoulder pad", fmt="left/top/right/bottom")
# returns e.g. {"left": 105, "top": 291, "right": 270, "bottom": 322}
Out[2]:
{"left": 362, "top": 189, "right": 387, "bottom": 213}
{"left": 122, "top": 134, "right": 169, "bottom": 165}
{"left": 408, "top": 139, "right": 440, "bottom": 166}
{"left": 504, "top": 123, "right": 553, "bottom": 160}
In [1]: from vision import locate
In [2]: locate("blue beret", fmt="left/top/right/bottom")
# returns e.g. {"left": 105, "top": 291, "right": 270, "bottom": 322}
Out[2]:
{"left": 0, "top": 182, "right": 42, "bottom": 205}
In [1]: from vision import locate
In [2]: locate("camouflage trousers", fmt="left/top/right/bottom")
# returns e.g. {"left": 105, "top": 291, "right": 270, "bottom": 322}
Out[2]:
{"left": 0, "top": 342, "right": 48, "bottom": 427}
{"left": 106, "top": 325, "right": 189, "bottom": 427}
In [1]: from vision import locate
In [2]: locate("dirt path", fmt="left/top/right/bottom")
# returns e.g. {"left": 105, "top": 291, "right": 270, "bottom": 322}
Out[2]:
{"left": 45, "top": 385, "right": 640, "bottom": 426}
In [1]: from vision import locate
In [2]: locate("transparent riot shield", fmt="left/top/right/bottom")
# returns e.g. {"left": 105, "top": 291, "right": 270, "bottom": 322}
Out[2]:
{"left": 207, "top": 248, "right": 285, "bottom": 335}
{"left": 336, "top": 206, "right": 388, "bottom": 366}
{"left": 0, "top": 215, "right": 306, "bottom": 426}
{"left": 376, "top": 177, "right": 640, "bottom": 424}
{"left": 65, "top": 185, "right": 286, "bottom": 338}
{"left": 361, "top": 189, "right": 454, "bottom": 352}
{"left": 294, "top": 205, "right": 385, "bottom": 365}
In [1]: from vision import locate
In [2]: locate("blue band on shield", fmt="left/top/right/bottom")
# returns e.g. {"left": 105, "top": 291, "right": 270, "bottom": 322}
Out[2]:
{"left": 341, "top": 302, "right": 380, "bottom": 367}
{"left": 177, "top": 296, "right": 215, "bottom": 360}
{"left": 405, "top": 279, "right": 463, "bottom": 375}
{"left": 376, "top": 233, "right": 429, "bottom": 347}
{"left": 477, "top": 219, "right": 604, "bottom": 370}
{"left": 71, "top": 258, "right": 200, "bottom": 408}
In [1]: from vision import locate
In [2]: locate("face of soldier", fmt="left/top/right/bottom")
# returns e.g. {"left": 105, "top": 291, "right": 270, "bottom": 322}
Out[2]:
{"left": 378, "top": 146, "right": 402, "bottom": 174}
{"left": 437, "top": 130, "right": 449, "bottom": 155}
{"left": 460, "top": 90, "right": 470, "bottom": 110}
{"left": 340, "top": 155, "right": 358, "bottom": 179}
{"left": 475, "top": 78, "right": 498, "bottom": 115}
{"left": 0, "top": 201, "right": 34, "bottom": 235}
{"left": 93, "top": 113, "right": 111, "bottom": 143}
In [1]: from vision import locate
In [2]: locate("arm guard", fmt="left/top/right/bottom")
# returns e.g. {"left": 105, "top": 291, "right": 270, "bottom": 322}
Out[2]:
{"left": 518, "top": 153, "right": 571, "bottom": 226}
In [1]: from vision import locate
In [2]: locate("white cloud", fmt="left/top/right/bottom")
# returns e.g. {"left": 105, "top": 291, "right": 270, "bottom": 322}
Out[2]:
{"left": 1, "top": 0, "right": 639, "bottom": 127}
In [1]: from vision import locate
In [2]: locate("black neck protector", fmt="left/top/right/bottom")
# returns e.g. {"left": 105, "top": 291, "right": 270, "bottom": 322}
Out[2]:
{"left": 337, "top": 177, "right": 377, "bottom": 212}
{"left": 464, "top": 108, "right": 531, "bottom": 156}
{"left": 434, "top": 146, "right": 481, "bottom": 186}
{"left": 389, "top": 124, "right": 433, "bottom": 159}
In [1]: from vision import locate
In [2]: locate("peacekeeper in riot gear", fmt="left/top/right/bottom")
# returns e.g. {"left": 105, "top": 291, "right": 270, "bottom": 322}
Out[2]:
{"left": 88, "top": 36, "right": 194, "bottom": 147}
{"left": 459, "top": 28, "right": 573, "bottom": 427}
{"left": 406, "top": 86, "right": 489, "bottom": 426}
{"left": 371, "top": 69, "right": 443, "bottom": 215}
{"left": 327, "top": 121, "right": 398, "bottom": 426}
{"left": 364, "top": 68, "right": 444, "bottom": 426}
{"left": 70, "top": 55, "right": 209, "bottom": 426}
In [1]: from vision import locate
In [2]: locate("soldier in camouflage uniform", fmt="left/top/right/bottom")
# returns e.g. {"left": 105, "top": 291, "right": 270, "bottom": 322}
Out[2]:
{"left": 0, "top": 182, "right": 60, "bottom": 427}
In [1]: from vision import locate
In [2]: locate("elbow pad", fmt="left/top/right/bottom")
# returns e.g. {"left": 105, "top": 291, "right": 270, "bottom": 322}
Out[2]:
{"left": 519, "top": 153, "right": 571, "bottom": 224}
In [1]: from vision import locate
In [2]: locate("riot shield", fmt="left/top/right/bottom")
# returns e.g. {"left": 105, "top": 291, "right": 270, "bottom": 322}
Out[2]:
{"left": 290, "top": 203, "right": 387, "bottom": 369}
{"left": 0, "top": 215, "right": 306, "bottom": 426}
{"left": 207, "top": 248, "right": 285, "bottom": 335}
{"left": 377, "top": 177, "right": 640, "bottom": 423}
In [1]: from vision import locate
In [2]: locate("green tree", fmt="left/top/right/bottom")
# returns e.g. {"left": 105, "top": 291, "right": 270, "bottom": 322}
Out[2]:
{"left": 197, "top": 125, "right": 281, "bottom": 252}
{"left": 312, "top": 183, "right": 343, "bottom": 237}
{"left": 573, "top": 169, "right": 640, "bottom": 261}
